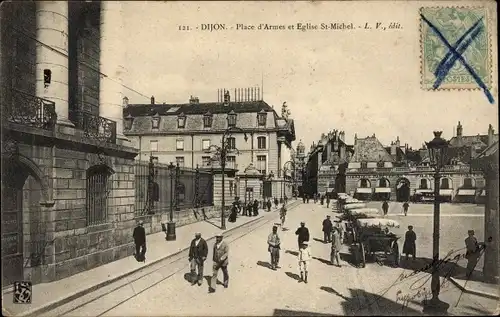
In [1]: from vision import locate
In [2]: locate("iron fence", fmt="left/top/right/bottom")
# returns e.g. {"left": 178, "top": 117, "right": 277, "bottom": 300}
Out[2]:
{"left": 135, "top": 160, "right": 213, "bottom": 216}
{"left": 3, "top": 88, "right": 57, "bottom": 130}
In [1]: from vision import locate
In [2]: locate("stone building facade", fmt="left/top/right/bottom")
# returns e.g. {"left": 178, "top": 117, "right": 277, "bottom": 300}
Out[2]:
{"left": 1, "top": 2, "right": 139, "bottom": 285}
{"left": 123, "top": 91, "right": 296, "bottom": 205}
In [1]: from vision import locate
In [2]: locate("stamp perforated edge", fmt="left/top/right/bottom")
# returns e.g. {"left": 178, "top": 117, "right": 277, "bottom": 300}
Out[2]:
{"left": 419, "top": 6, "right": 494, "bottom": 92}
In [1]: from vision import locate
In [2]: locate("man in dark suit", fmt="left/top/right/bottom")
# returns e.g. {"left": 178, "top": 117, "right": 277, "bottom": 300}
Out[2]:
{"left": 295, "top": 221, "right": 310, "bottom": 249}
{"left": 188, "top": 232, "right": 209, "bottom": 286}
{"left": 133, "top": 220, "right": 146, "bottom": 262}
{"left": 209, "top": 232, "right": 229, "bottom": 293}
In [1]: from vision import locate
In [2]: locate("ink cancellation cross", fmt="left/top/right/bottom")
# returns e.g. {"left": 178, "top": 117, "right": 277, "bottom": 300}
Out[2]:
{"left": 420, "top": 14, "right": 494, "bottom": 104}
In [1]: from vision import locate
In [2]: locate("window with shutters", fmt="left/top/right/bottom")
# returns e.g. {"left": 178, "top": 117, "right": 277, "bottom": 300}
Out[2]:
{"left": 441, "top": 178, "right": 450, "bottom": 189}
{"left": 419, "top": 179, "right": 428, "bottom": 189}
{"left": 257, "top": 155, "right": 267, "bottom": 175}
{"left": 203, "top": 113, "right": 213, "bottom": 128}
{"left": 226, "top": 156, "right": 236, "bottom": 169}
{"left": 86, "top": 165, "right": 112, "bottom": 226}
{"left": 463, "top": 178, "right": 474, "bottom": 188}
{"left": 227, "top": 137, "right": 236, "bottom": 150}
{"left": 257, "top": 136, "right": 266, "bottom": 149}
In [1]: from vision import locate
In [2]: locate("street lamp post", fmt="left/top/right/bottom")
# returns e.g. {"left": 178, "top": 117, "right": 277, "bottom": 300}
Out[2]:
{"left": 166, "top": 162, "right": 177, "bottom": 241}
{"left": 207, "top": 122, "right": 248, "bottom": 230}
{"left": 423, "top": 131, "right": 450, "bottom": 314}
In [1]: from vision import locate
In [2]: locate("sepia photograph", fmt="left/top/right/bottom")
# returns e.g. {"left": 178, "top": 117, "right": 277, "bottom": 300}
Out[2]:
{"left": 1, "top": 0, "right": 498, "bottom": 316}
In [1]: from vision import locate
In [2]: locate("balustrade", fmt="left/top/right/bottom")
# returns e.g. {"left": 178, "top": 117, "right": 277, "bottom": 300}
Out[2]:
{"left": 72, "top": 110, "right": 117, "bottom": 144}
{"left": 4, "top": 88, "right": 57, "bottom": 130}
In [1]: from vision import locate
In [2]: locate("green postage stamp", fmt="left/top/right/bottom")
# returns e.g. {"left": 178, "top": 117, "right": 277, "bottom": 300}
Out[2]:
{"left": 420, "top": 7, "right": 492, "bottom": 90}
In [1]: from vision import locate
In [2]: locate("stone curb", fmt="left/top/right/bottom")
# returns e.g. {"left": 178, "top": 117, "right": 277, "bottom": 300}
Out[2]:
{"left": 447, "top": 277, "right": 500, "bottom": 300}
{"left": 17, "top": 215, "right": 267, "bottom": 317}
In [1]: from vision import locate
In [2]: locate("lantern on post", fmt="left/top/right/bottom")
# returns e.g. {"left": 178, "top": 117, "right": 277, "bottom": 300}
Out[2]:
{"left": 422, "top": 131, "right": 450, "bottom": 314}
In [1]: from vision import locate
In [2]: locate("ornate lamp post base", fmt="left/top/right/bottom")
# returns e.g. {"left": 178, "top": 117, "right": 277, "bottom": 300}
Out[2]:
{"left": 166, "top": 222, "right": 177, "bottom": 241}
{"left": 422, "top": 298, "right": 450, "bottom": 315}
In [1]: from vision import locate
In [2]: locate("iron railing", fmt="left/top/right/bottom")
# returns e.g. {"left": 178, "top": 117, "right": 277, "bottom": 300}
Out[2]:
{"left": 72, "top": 110, "right": 117, "bottom": 144}
{"left": 135, "top": 161, "right": 213, "bottom": 216}
{"left": 3, "top": 88, "right": 57, "bottom": 130}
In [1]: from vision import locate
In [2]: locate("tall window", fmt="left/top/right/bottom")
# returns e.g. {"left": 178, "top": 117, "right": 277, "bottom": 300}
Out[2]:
{"left": 227, "top": 112, "right": 237, "bottom": 127}
{"left": 360, "top": 179, "right": 369, "bottom": 188}
{"left": 419, "top": 179, "right": 428, "bottom": 189}
{"left": 178, "top": 113, "right": 186, "bottom": 128}
{"left": 150, "top": 140, "right": 158, "bottom": 152}
{"left": 227, "top": 137, "right": 236, "bottom": 150}
{"left": 463, "top": 178, "right": 473, "bottom": 189}
{"left": 257, "top": 136, "right": 266, "bottom": 149}
{"left": 176, "top": 139, "right": 184, "bottom": 151}
{"left": 441, "top": 178, "right": 450, "bottom": 189}
{"left": 257, "top": 111, "right": 267, "bottom": 126}
{"left": 257, "top": 155, "right": 266, "bottom": 175}
{"left": 86, "top": 165, "right": 111, "bottom": 225}
{"left": 203, "top": 113, "right": 213, "bottom": 128}
{"left": 379, "top": 178, "right": 388, "bottom": 187}
{"left": 176, "top": 157, "right": 185, "bottom": 167}
{"left": 152, "top": 114, "right": 160, "bottom": 129}
{"left": 202, "top": 156, "right": 211, "bottom": 166}
{"left": 226, "top": 156, "right": 236, "bottom": 169}
{"left": 202, "top": 139, "right": 211, "bottom": 151}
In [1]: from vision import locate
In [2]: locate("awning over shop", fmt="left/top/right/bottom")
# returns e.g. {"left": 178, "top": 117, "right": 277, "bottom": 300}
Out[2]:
{"left": 457, "top": 189, "right": 476, "bottom": 196}
{"left": 375, "top": 187, "right": 391, "bottom": 193}
{"left": 439, "top": 189, "right": 453, "bottom": 196}
{"left": 415, "top": 189, "right": 433, "bottom": 194}
{"left": 356, "top": 188, "right": 373, "bottom": 193}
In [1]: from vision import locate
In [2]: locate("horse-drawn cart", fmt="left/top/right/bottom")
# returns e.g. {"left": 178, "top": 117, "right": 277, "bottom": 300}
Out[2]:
{"left": 351, "top": 218, "right": 401, "bottom": 268}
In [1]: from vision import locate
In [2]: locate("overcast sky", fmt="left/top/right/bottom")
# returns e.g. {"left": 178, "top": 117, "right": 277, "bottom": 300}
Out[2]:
{"left": 120, "top": 0, "right": 498, "bottom": 151}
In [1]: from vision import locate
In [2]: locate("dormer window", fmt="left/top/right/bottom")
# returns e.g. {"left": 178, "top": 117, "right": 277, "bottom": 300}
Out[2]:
{"left": 151, "top": 113, "right": 160, "bottom": 129}
{"left": 257, "top": 110, "right": 267, "bottom": 126}
{"left": 124, "top": 114, "right": 134, "bottom": 130}
{"left": 178, "top": 112, "right": 186, "bottom": 128}
{"left": 227, "top": 110, "right": 237, "bottom": 127}
{"left": 203, "top": 112, "right": 213, "bottom": 128}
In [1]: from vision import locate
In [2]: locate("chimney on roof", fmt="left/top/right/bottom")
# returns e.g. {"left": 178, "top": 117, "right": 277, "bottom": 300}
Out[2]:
{"left": 151, "top": 96, "right": 155, "bottom": 105}
{"left": 395, "top": 136, "right": 400, "bottom": 147}
{"left": 223, "top": 90, "right": 230, "bottom": 105}
{"left": 488, "top": 124, "right": 495, "bottom": 146}
{"left": 122, "top": 96, "right": 129, "bottom": 108}
{"left": 457, "top": 121, "right": 463, "bottom": 137}
{"left": 189, "top": 95, "right": 199, "bottom": 104}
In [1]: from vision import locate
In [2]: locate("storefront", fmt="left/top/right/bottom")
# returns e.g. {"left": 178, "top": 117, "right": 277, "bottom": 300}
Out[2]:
{"left": 373, "top": 187, "right": 391, "bottom": 201}
{"left": 355, "top": 187, "right": 373, "bottom": 201}
{"left": 455, "top": 188, "right": 477, "bottom": 203}
{"left": 439, "top": 189, "right": 454, "bottom": 202}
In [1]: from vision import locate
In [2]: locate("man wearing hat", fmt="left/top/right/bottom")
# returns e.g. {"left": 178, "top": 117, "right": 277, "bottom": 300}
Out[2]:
{"left": 295, "top": 222, "right": 310, "bottom": 249}
{"left": 133, "top": 220, "right": 146, "bottom": 262}
{"left": 188, "top": 232, "right": 208, "bottom": 286}
{"left": 267, "top": 225, "right": 281, "bottom": 270}
{"left": 465, "top": 230, "right": 483, "bottom": 278}
{"left": 209, "top": 232, "right": 229, "bottom": 293}
{"left": 322, "top": 215, "right": 333, "bottom": 243}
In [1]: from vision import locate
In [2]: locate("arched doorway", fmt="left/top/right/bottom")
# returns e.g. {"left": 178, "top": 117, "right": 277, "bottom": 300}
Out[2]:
{"left": 2, "top": 159, "right": 28, "bottom": 285}
{"left": 396, "top": 178, "right": 410, "bottom": 202}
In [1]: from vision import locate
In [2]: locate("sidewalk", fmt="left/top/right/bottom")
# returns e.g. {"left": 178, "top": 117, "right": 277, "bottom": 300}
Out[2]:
{"left": 448, "top": 276, "right": 500, "bottom": 300}
{"left": 2, "top": 201, "right": 300, "bottom": 317}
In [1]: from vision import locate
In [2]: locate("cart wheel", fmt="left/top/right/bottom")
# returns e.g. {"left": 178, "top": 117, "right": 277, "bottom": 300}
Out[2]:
{"left": 360, "top": 243, "right": 366, "bottom": 268}
{"left": 392, "top": 242, "right": 400, "bottom": 267}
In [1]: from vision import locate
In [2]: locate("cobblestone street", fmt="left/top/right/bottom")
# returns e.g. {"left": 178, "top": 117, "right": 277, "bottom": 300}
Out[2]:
{"left": 39, "top": 202, "right": 497, "bottom": 316}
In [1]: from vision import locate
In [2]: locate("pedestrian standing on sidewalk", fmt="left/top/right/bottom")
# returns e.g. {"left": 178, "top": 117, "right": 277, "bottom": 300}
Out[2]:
{"left": 274, "top": 197, "right": 279, "bottom": 209}
{"left": 382, "top": 200, "right": 389, "bottom": 216}
{"left": 326, "top": 195, "right": 330, "bottom": 208}
{"left": 298, "top": 241, "right": 311, "bottom": 283}
{"left": 246, "top": 202, "right": 253, "bottom": 216}
{"left": 209, "top": 232, "right": 229, "bottom": 293}
{"left": 403, "top": 225, "right": 417, "bottom": 260}
{"left": 267, "top": 225, "right": 281, "bottom": 270}
{"left": 402, "top": 201, "right": 409, "bottom": 216}
{"left": 253, "top": 199, "right": 259, "bottom": 216}
{"left": 188, "top": 232, "right": 208, "bottom": 286}
{"left": 302, "top": 195, "right": 306, "bottom": 203}
{"left": 295, "top": 222, "right": 310, "bottom": 249}
{"left": 335, "top": 220, "right": 345, "bottom": 245}
{"left": 133, "top": 220, "right": 146, "bottom": 262}
{"left": 322, "top": 215, "right": 333, "bottom": 243}
{"left": 330, "top": 227, "right": 341, "bottom": 267}
{"left": 267, "top": 199, "right": 272, "bottom": 212}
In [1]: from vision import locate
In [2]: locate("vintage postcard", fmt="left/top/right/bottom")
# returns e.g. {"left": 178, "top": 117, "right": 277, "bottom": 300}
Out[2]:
{"left": 1, "top": 0, "right": 498, "bottom": 316}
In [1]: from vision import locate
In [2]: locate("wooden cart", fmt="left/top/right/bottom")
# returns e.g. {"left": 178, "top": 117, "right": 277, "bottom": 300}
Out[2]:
{"left": 351, "top": 218, "right": 401, "bottom": 268}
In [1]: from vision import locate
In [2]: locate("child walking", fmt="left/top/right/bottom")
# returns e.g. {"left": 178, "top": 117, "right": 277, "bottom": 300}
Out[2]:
{"left": 298, "top": 241, "right": 312, "bottom": 283}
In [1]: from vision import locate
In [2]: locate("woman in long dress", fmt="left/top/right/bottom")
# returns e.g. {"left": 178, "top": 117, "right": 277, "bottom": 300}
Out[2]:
{"left": 403, "top": 225, "right": 417, "bottom": 260}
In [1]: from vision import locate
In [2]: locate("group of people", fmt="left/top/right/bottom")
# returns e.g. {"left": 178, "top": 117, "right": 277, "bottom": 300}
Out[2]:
{"left": 321, "top": 216, "right": 344, "bottom": 267}
{"left": 228, "top": 198, "right": 260, "bottom": 223}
